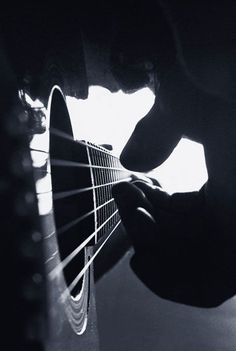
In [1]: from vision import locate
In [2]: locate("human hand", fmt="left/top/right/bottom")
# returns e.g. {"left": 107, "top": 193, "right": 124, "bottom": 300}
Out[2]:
{"left": 110, "top": 0, "right": 236, "bottom": 307}
{"left": 120, "top": 59, "right": 236, "bottom": 236}
{"left": 112, "top": 181, "right": 236, "bottom": 307}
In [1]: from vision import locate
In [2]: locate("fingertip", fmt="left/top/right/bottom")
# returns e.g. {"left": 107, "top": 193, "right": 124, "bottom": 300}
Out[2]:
{"left": 112, "top": 181, "right": 144, "bottom": 203}
{"left": 112, "top": 181, "right": 153, "bottom": 212}
{"left": 132, "top": 180, "right": 158, "bottom": 190}
{"left": 134, "top": 181, "right": 170, "bottom": 209}
{"left": 119, "top": 102, "right": 181, "bottom": 172}
{"left": 112, "top": 181, "right": 131, "bottom": 198}
{"left": 136, "top": 206, "right": 156, "bottom": 224}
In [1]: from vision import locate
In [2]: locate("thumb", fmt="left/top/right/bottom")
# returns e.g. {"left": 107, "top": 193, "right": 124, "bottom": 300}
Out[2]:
{"left": 120, "top": 98, "right": 181, "bottom": 172}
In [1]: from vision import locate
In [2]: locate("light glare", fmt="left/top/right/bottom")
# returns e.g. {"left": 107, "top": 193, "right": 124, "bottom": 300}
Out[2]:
{"left": 67, "top": 86, "right": 208, "bottom": 194}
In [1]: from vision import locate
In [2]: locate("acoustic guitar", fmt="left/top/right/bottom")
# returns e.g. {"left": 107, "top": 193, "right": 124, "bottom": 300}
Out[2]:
{"left": 2, "top": 47, "right": 236, "bottom": 351}
{"left": 1, "top": 60, "right": 142, "bottom": 350}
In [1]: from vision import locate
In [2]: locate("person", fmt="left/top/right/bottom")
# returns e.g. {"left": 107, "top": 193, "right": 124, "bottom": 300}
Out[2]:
{"left": 111, "top": 0, "right": 236, "bottom": 307}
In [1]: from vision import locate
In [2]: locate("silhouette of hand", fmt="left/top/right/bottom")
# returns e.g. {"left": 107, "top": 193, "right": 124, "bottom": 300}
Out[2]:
{"left": 111, "top": 2, "right": 236, "bottom": 304}
{"left": 117, "top": 61, "right": 236, "bottom": 303}
{"left": 113, "top": 5, "right": 236, "bottom": 306}
{"left": 112, "top": 181, "right": 236, "bottom": 307}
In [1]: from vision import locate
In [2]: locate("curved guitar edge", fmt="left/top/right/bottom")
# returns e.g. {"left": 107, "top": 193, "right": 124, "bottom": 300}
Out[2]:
{"left": 45, "top": 246, "right": 99, "bottom": 351}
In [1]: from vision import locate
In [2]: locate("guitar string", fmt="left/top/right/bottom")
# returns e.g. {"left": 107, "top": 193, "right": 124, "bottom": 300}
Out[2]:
{"left": 33, "top": 159, "right": 129, "bottom": 175}
{"left": 44, "top": 230, "right": 56, "bottom": 240}
{"left": 30, "top": 147, "right": 49, "bottom": 154}
{"left": 43, "top": 197, "right": 116, "bottom": 240}
{"left": 51, "top": 158, "right": 129, "bottom": 172}
{"left": 30, "top": 144, "right": 123, "bottom": 169}
{"left": 32, "top": 159, "right": 129, "bottom": 174}
{"left": 60, "top": 220, "right": 121, "bottom": 301}
{"left": 48, "top": 209, "right": 119, "bottom": 279}
{"left": 56, "top": 197, "right": 115, "bottom": 235}
{"left": 53, "top": 176, "right": 132, "bottom": 200}
{"left": 45, "top": 127, "right": 127, "bottom": 294}
{"left": 50, "top": 127, "right": 114, "bottom": 155}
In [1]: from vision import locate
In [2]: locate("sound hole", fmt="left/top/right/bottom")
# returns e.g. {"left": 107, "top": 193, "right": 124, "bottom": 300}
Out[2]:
{"left": 50, "top": 90, "right": 95, "bottom": 297}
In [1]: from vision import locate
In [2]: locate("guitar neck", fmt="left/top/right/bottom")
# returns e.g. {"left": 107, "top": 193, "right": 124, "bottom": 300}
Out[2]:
{"left": 86, "top": 142, "right": 132, "bottom": 242}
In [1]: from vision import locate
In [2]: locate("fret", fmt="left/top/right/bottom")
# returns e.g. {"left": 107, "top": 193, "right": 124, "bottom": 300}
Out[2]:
{"left": 107, "top": 156, "right": 111, "bottom": 184}
{"left": 93, "top": 151, "right": 100, "bottom": 240}
{"left": 87, "top": 143, "right": 130, "bottom": 241}
{"left": 104, "top": 155, "right": 108, "bottom": 231}
{"left": 101, "top": 175, "right": 105, "bottom": 236}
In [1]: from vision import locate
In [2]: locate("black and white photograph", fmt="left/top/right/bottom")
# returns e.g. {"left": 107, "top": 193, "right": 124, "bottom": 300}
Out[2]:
{"left": 1, "top": 1, "right": 236, "bottom": 350}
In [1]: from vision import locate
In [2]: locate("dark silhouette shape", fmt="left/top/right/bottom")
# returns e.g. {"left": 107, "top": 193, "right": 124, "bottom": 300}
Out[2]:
{"left": 110, "top": 1, "right": 236, "bottom": 308}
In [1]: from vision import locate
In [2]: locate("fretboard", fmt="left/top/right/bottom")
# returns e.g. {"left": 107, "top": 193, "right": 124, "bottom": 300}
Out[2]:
{"left": 87, "top": 143, "right": 131, "bottom": 242}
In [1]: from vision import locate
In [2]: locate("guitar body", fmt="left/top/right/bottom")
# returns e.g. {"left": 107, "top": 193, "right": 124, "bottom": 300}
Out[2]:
{"left": 26, "top": 86, "right": 131, "bottom": 351}
{"left": 0, "top": 18, "right": 131, "bottom": 348}
{"left": 3, "top": 67, "right": 236, "bottom": 351}
{"left": 45, "top": 245, "right": 98, "bottom": 351}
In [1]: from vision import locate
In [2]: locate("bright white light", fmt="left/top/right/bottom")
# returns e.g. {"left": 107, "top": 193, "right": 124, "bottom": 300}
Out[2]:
{"left": 67, "top": 86, "right": 208, "bottom": 194}
{"left": 67, "top": 86, "right": 155, "bottom": 155}
{"left": 149, "top": 138, "right": 208, "bottom": 194}
{"left": 37, "top": 193, "right": 53, "bottom": 216}
{"left": 22, "top": 92, "right": 44, "bottom": 108}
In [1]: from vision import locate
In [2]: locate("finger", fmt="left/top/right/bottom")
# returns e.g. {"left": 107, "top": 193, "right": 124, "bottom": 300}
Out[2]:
{"left": 133, "top": 181, "right": 170, "bottom": 210}
{"left": 120, "top": 98, "right": 181, "bottom": 172}
{"left": 124, "top": 207, "right": 157, "bottom": 252}
{"left": 112, "top": 181, "right": 153, "bottom": 220}
{"left": 134, "top": 181, "right": 205, "bottom": 214}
